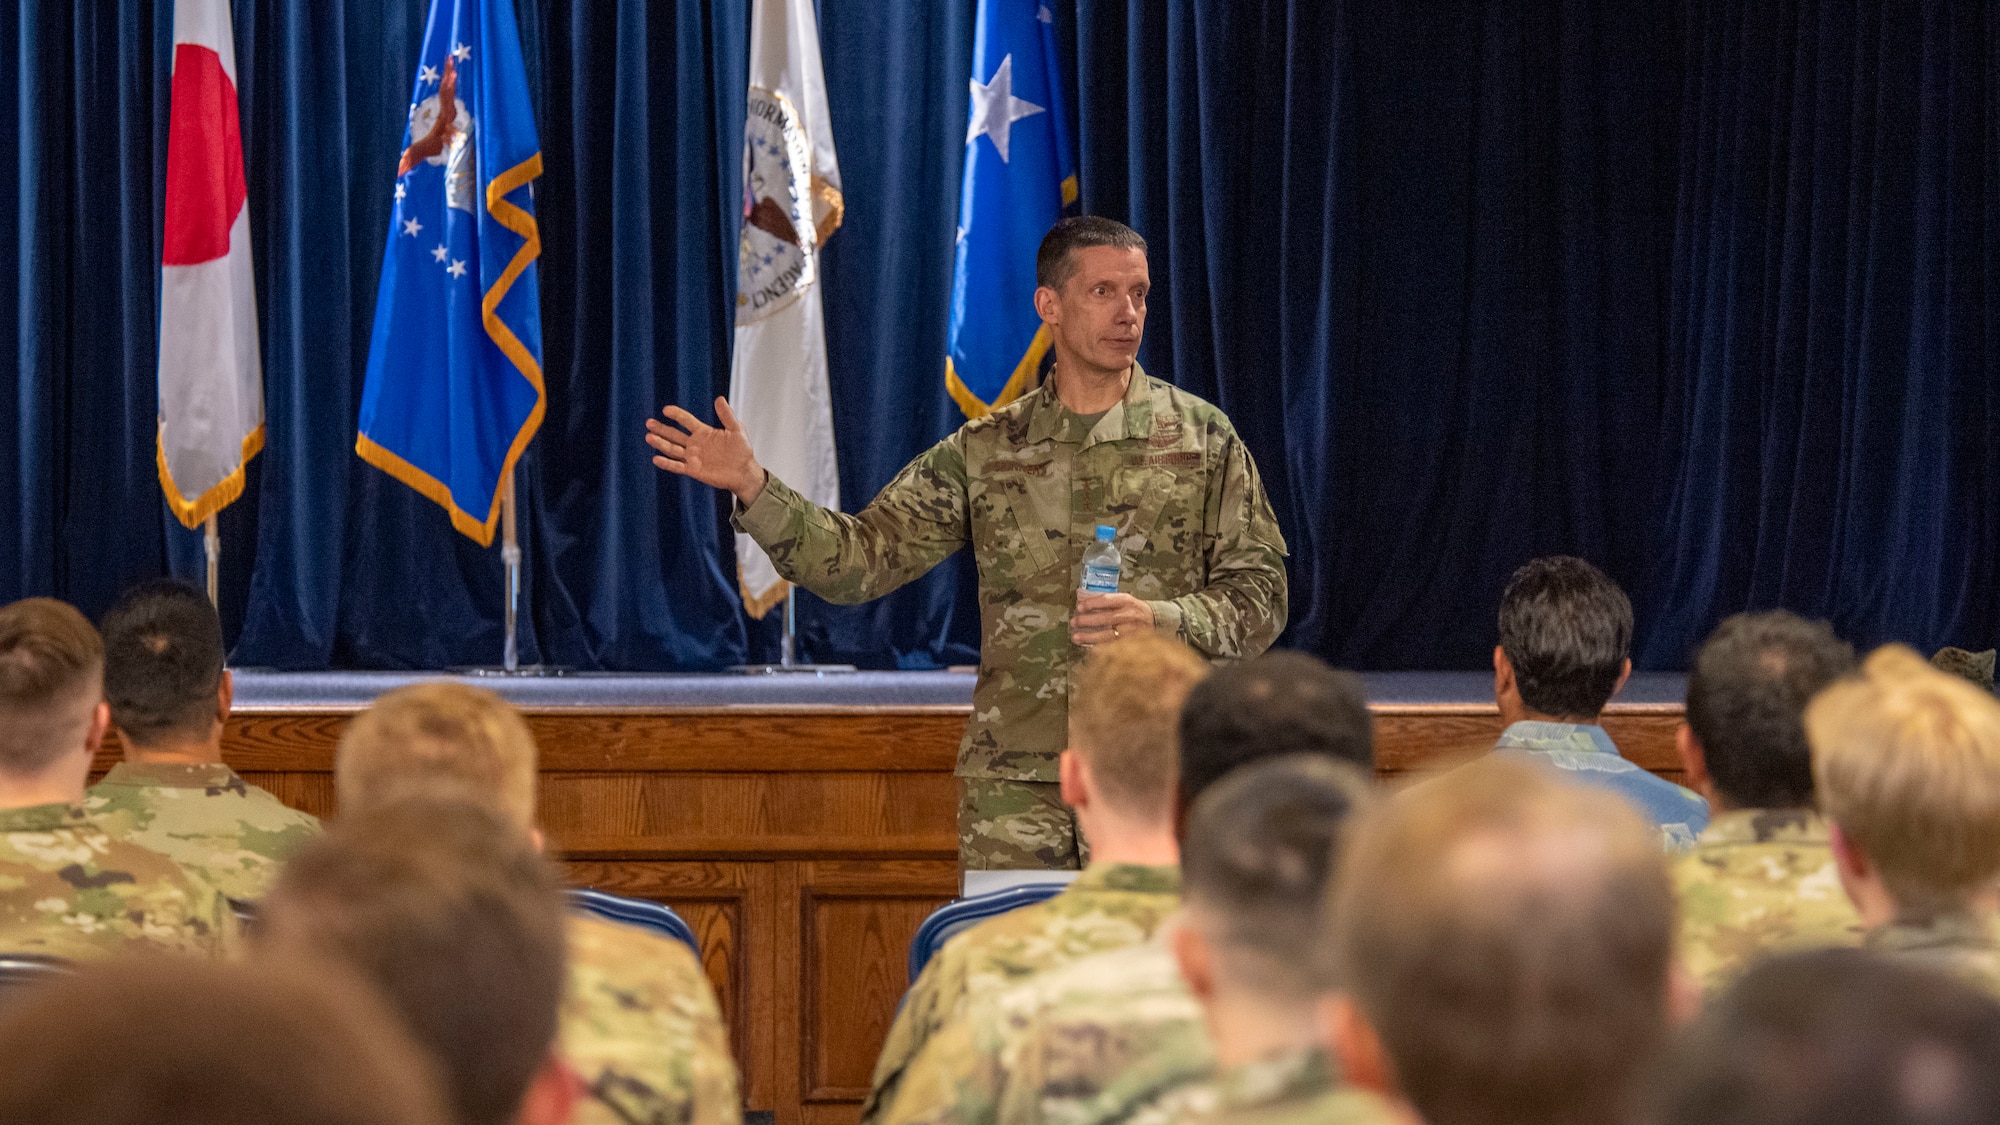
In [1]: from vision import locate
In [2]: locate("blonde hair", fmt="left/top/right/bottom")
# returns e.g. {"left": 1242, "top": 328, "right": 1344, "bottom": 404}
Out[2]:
{"left": 1807, "top": 644, "right": 2000, "bottom": 911}
{"left": 1067, "top": 634, "right": 1209, "bottom": 822}
{"left": 335, "top": 683, "right": 538, "bottom": 829}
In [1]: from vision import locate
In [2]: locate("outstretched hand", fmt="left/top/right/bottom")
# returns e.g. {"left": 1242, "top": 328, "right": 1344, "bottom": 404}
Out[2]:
{"left": 646, "top": 397, "right": 767, "bottom": 506}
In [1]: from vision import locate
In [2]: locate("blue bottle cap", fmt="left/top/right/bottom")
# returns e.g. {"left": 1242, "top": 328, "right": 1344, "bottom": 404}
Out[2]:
{"left": 1095, "top": 525, "right": 1115, "bottom": 541}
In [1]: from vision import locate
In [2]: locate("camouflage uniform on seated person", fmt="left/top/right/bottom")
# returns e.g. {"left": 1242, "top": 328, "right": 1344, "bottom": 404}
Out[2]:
{"left": 87, "top": 580, "right": 321, "bottom": 902}
{"left": 336, "top": 682, "right": 741, "bottom": 1125}
{"left": 1671, "top": 612, "right": 1863, "bottom": 990}
{"left": 1807, "top": 646, "right": 2000, "bottom": 998}
{"left": 0, "top": 598, "right": 235, "bottom": 961}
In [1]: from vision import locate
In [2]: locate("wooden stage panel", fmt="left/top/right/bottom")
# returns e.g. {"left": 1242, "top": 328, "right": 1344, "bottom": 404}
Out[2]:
{"left": 106, "top": 693, "right": 1686, "bottom": 1125}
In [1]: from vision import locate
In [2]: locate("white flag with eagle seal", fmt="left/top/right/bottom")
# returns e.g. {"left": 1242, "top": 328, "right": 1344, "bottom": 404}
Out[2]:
{"left": 730, "top": 0, "right": 844, "bottom": 619}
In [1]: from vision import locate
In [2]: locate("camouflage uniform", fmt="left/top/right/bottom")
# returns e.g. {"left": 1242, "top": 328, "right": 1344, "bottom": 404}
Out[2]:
{"left": 866, "top": 864, "right": 1181, "bottom": 1125}
{"left": 1672, "top": 808, "right": 1861, "bottom": 990}
{"left": 564, "top": 912, "right": 741, "bottom": 1125}
{"left": 1176, "top": 1049, "right": 1399, "bottom": 1125}
{"left": 0, "top": 802, "right": 234, "bottom": 960}
{"left": 734, "top": 368, "right": 1288, "bottom": 869}
{"left": 1865, "top": 910, "right": 2000, "bottom": 997}
{"left": 88, "top": 761, "right": 322, "bottom": 902}
{"left": 1494, "top": 722, "right": 1709, "bottom": 851}
{"left": 880, "top": 937, "right": 1210, "bottom": 1125}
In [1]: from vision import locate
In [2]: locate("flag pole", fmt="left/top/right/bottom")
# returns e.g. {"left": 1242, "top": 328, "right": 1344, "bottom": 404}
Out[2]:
{"left": 782, "top": 586, "right": 797, "bottom": 667}
{"left": 501, "top": 470, "right": 521, "bottom": 673}
{"left": 203, "top": 516, "right": 221, "bottom": 608}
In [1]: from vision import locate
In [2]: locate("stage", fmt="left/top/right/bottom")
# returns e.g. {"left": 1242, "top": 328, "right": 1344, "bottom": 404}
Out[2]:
{"left": 107, "top": 669, "right": 1688, "bottom": 1125}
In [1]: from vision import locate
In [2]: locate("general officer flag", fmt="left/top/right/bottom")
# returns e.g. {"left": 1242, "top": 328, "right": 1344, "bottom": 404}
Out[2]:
{"left": 946, "top": 0, "right": 1076, "bottom": 418}
{"left": 157, "top": 0, "right": 263, "bottom": 527}
{"left": 357, "top": 0, "right": 544, "bottom": 546}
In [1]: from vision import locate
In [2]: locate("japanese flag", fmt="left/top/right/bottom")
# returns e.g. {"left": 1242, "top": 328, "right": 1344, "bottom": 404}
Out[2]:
{"left": 157, "top": 0, "right": 263, "bottom": 527}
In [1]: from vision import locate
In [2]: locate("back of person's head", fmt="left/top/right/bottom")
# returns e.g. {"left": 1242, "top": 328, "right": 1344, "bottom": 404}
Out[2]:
{"left": 1685, "top": 611, "right": 1856, "bottom": 810}
{"left": 1323, "top": 757, "right": 1675, "bottom": 1125}
{"left": 1180, "top": 754, "right": 1370, "bottom": 999}
{"left": 0, "top": 957, "right": 452, "bottom": 1125}
{"left": 1807, "top": 644, "right": 2000, "bottom": 914}
{"left": 1645, "top": 948, "right": 2000, "bottom": 1125}
{"left": 1177, "top": 650, "right": 1372, "bottom": 803}
{"left": 256, "top": 798, "right": 568, "bottom": 1125}
{"left": 336, "top": 681, "right": 539, "bottom": 830}
{"left": 1498, "top": 556, "right": 1633, "bottom": 719}
{"left": 100, "top": 578, "right": 226, "bottom": 748}
{"left": 0, "top": 598, "right": 104, "bottom": 776}
{"left": 1069, "top": 634, "right": 1210, "bottom": 823}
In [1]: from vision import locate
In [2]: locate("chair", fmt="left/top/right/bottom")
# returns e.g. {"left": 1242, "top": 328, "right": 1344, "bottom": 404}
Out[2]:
{"left": 567, "top": 888, "right": 700, "bottom": 955}
{"left": 908, "top": 882, "right": 1068, "bottom": 983}
{"left": 0, "top": 954, "right": 71, "bottom": 1007}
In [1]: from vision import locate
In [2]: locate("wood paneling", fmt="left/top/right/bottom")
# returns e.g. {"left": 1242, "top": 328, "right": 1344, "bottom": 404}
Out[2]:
{"left": 120, "top": 694, "right": 1682, "bottom": 1125}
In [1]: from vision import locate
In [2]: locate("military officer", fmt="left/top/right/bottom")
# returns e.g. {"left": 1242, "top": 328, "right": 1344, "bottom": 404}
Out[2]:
{"left": 647, "top": 216, "right": 1289, "bottom": 870}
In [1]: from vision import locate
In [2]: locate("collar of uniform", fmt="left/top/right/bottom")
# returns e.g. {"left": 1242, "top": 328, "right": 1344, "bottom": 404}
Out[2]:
{"left": 0, "top": 801, "right": 92, "bottom": 833}
{"left": 1697, "top": 807, "right": 1829, "bottom": 847}
{"left": 1867, "top": 909, "right": 2000, "bottom": 955}
{"left": 1071, "top": 861, "right": 1182, "bottom": 896}
{"left": 1024, "top": 363, "right": 1159, "bottom": 447}
{"left": 1214, "top": 1045, "right": 1335, "bottom": 1113}
{"left": 98, "top": 761, "right": 242, "bottom": 790}
{"left": 1494, "top": 720, "right": 1618, "bottom": 756}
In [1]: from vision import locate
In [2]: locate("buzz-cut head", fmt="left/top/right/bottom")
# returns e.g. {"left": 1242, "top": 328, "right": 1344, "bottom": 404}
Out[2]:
{"left": 1036, "top": 215, "right": 1147, "bottom": 292}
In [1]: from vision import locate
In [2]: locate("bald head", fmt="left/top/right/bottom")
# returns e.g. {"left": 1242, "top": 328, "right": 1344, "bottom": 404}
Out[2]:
{"left": 1323, "top": 758, "right": 1675, "bottom": 1125}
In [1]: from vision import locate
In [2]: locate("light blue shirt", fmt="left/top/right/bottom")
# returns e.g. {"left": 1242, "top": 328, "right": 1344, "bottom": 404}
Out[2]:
{"left": 1495, "top": 721, "right": 1709, "bottom": 851}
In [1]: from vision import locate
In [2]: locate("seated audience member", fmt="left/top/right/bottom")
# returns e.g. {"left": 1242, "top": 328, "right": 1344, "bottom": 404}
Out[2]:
{"left": 865, "top": 635, "right": 1208, "bottom": 1124}
{"left": 1491, "top": 556, "right": 1709, "bottom": 849}
{"left": 1644, "top": 948, "right": 2000, "bottom": 1125}
{"left": 336, "top": 681, "right": 739, "bottom": 1125}
{"left": 1321, "top": 757, "right": 1679, "bottom": 1125}
{"left": 0, "top": 598, "right": 231, "bottom": 959}
{"left": 0, "top": 957, "right": 453, "bottom": 1125}
{"left": 89, "top": 578, "right": 320, "bottom": 901}
{"left": 880, "top": 651, "right": 1376, "bottom": 1125}
{"left": 1673, "top": 611, "right": 1861, "bottom": 989}
{"left": 256, "top": 798, "right": 576, "bottom": 1125}
{"left": 1805, "top": 645, "right": 2000, "bottom": 993}
{"left": 1171, "top": 755, "right": 1395, "bottom": 1125}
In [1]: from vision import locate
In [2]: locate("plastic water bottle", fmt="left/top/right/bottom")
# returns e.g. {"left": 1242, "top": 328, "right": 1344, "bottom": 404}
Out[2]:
{"left": 1081, "top": 525, "right": 1122, "bottom": 595}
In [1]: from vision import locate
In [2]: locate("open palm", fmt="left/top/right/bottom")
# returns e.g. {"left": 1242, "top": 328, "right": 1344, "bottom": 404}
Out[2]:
{"left": 646, "top": 397, "right": 766, "bottom": 504}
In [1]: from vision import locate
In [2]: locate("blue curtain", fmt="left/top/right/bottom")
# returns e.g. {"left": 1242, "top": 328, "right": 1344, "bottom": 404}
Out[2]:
{"left": 4, "top": 1, "right": 1998, "bottom": 671}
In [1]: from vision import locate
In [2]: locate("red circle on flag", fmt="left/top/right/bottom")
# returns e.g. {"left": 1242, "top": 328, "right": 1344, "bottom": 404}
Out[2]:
{"left": 162, "top": 44, "right": 247, "bottom": 267}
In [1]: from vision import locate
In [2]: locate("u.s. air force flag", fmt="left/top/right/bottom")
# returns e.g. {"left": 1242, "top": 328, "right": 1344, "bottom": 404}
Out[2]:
{"left": 946, "top": 0, "right": 1075, "bottom": 418}
{"left": 357, "top": 0, "right": 544, "bottom": 546}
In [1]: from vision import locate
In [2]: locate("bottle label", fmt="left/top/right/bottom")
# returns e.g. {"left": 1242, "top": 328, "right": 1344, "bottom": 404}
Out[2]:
{"left": 1081, "top": 564, "right": 1120, "bottom": 595}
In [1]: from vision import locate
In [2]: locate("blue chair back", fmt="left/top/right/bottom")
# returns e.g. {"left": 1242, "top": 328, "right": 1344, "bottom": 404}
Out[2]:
{"left": 568, "top": 888, "right": 701, "bottom": 955}
{"left": 908, "top": 882, "right": 1067, "bottom": 983}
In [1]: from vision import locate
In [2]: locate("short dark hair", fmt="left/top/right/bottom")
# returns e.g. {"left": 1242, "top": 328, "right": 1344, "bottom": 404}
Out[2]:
{"left": 1182, "top": 754, "right": 1370, "bottom": 995}
{"left": 1325, "top": 757, "right": 1675, "bottom": 1125}
{"left": 1645, "top": 948, "right": 2000, "bottom": 1125}
{"left": 1685, "top": 612, "right": 1856, "bottom": 809}
{"left": 0, "top": 957, "right": 452, "bottom": 1125}
{"left": 1178, "top": 650, "right": 1373, "bottom": 803}
{"left": 101, "top": 578, "right": 225, "bottom": 746}
{"left": 0, "top": 598, "right": 104, "bottom": 773}
{"left": 257, "top": 799, "right": 568, "bottom": 1125}
{"left": 1036, "top": 215, "right": 1147, "bottom": 291}
{"left": 1498, "top": 556, "right": 1633, "bottom": 719}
